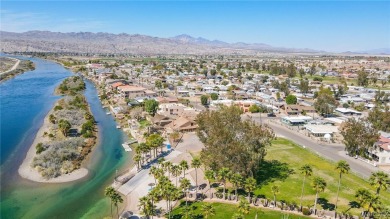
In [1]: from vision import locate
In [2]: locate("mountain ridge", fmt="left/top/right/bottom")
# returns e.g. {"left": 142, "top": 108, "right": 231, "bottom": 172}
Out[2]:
{"left": 0, "top": 30, "right": 367, "bottom": 55}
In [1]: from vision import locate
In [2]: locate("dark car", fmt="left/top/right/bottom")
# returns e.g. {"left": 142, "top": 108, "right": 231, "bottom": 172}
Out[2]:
{"left": 267, "top": 113, "right": 276, "bottom": 117}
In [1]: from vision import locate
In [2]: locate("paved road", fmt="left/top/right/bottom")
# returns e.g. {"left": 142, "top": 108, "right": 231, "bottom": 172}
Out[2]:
{"left": 245, "top": 114, "right": 379, "bottom": 179}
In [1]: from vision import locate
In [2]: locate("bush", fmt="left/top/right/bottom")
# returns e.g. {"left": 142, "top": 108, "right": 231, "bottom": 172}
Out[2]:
{"left": 36, "top": 143, "right": 45, "bottom": 154}
{"left": 313, "top": 76, "right": 323, "bottom": 82}
{"left": 285, "top": 94, "right": 297, "bottom": 105}
{"left": 54, "top": 105, "right": 63, "bottom": 111}
{"left": 302, "top": 208, "right": 311, "bottom": 215}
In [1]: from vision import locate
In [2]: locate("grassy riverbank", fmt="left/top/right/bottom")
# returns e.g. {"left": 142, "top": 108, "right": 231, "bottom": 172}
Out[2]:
{"left": 0, "top": 57, "right": 35, "bottom": 82}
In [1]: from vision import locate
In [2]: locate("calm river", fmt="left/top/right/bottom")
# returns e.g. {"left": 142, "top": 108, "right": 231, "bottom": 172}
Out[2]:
{"left": 0, "top": 55, "right": 130, "bottom": 218}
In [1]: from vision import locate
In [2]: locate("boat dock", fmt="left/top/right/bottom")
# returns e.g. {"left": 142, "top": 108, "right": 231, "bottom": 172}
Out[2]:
{"left": 121, "top": 139, "right": 138, "bottom": 152}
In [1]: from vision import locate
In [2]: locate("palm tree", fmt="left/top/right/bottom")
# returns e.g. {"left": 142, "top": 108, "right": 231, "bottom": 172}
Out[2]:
{"left": 171, "top": 165, "right": 181, "bottom": 187}
{"left": 138, "top": 196, "right": 151, "bottom": 218}
{"left": 230, "top": 173, "right": 243, "bottom": 201}
{"left": 163, "top": 161, "right": 173, "bottom": 178}
{"left": 369, "top": 171, "right": 389, "bottom": 196}
{"left": 134, "top": 153, "right": 142, "bottom": 170}
{"left": 334, "top": 160, "right": 350, "bottom": 215}
{"left": 217, "top": 167, "right": 231, "bottom": 200}
{"left": 312, "top": 177, "right": 327, "bottom": 215}
{"left": 157, "top": 157, "right": 165, "bottom": 168}
{"left": 104, "top": 186, "right": 115, "bottom": 218}
{"left": 244, "top": 177, "right": 257, "bottom": 203}
{"left": 299, "top": 164, "right": 313, "bottom": 211}
{"left": 191, "top": 157, "right": 201, "bottom": 197}
{"left": 149, "top": 166, "right": 163, "bottom": 184}
{"left": 148, "top": 189, "right": 159, "bottom": 219}
{"left": 238, "top": 197, "right": 250, "bottom": 215}
{"left": 355, "top": 188, "right": 375, "bottom": 217}
{"left": 271, "top": 185, "right": 279, "bottom": 208}
{"left": 180, "top": 177, "right": 191, "bottom": 218}
{"left": 205, "top": 169, "right": 215, "bottom": 199}
{"left": 202, "top": 203, "right": 216, "bottom": 219}
{"left": 112, "top": 191, "right": 124, "bottom": 219}
{"left": 179, "top": 160, "right": 189, "bottom": 178}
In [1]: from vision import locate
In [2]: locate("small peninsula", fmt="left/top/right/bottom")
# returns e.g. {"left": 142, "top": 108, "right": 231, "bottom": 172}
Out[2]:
{"left": 19, "top": 76, "right": 97, "bottom": 183}
{"left": 0, "top": 57, "right": 35, "bottom": 82}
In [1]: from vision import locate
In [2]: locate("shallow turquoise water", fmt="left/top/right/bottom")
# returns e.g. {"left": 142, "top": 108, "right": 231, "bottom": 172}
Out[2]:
{"left": 0, "top": 56, "right": 130, "bottom": 218}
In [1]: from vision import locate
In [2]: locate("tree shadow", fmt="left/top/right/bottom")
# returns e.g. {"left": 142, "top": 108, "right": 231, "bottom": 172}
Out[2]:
{"left": 256, "top": 160, "right": 295, "bottom": 186}
{"left": 317, "top": 198, "right": 335, "bottom": 211}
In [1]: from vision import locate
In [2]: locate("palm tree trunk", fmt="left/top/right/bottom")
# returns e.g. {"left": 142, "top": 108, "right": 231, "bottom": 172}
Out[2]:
{"left": 299, "top": 176, "right": 306, "bottom": 211}
{"left": 116, "top": 205, "right": 119, "bottom": 219}
{"left": 223, "top": 184, "right": 226, "bottom": 200}
{"left": 195, "top": 168, "right": 198, "bottom": 198}
{"left": 314, "top": 191, "right": 318, "bottom": 215}
{"left": 335, "top": 173, "right": 342, "bottom": 217}
{"left": 235, "top": 187, "right": 238, "bottom": 202}
{"left": 110, "top": 201, "right": 113, "bottom": 218}
{"left": 209, "top": 180, "right": 212, "bottom": 199}
{"left": 273, "top": 194, "right": 276, "bottom": 208}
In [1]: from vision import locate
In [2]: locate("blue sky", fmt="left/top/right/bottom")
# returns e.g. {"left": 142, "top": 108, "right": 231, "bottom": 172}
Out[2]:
{"left": 1, "top": 1, "right": 389, "bottom": 52}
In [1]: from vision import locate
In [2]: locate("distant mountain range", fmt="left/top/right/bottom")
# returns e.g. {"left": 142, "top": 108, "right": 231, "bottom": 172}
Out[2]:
{"left": 0, "top": 31, "right": 388, "bottom": 55}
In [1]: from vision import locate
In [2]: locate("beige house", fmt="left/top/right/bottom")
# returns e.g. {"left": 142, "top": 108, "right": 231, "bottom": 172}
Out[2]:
{"left": 117, "top": 85, "right": 157, "bottom": 99}
{"left": 165, "top": 116, "right": 198, "bottom": 133}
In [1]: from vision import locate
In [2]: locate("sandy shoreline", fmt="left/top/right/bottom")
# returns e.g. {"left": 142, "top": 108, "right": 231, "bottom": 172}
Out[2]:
{"left": 18, "top": 106, "right": 89, "bottom": 183}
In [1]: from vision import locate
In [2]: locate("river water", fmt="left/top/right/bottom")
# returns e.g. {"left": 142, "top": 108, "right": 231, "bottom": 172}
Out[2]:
{"left": 0, "top": 55, "right": 131, "bottom": 218}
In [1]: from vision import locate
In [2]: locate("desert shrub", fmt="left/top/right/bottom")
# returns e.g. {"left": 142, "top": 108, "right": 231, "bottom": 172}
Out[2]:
{"left": 54, "top": 105, "right": 63, "bottom": 111}
{"left": 36, "top": 143, "right": 45, "bottom": 154}
{"left": 302, "top": 208, "right": 311, "bottom": 215}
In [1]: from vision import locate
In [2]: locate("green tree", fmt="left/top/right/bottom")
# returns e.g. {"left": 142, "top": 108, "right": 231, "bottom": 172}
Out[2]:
{"left": 369, "top": 171, "right": 389, "bottom": 196}
{"left": 210, "top": 93, "right": 219, "bottom": 100}
{"left": 202, "top": 203, "right": 216, "bottom": 219}
{"left": 172, "top": 165, "right": 181, "bottom": 187}
{"left": 334, "top": 160, "right": 350, "bottom": 215}
{"left": 238, "top": 197, "right": 250, "bottom": 215}
{"left": 218, "top": 167, "right": 231, "bottom": 200}
{"left": 49, "top": 114, "right": 56, "bottom": 124}
{"left": 314, "top": 87, "right": 338, "bottom": 115}
{"left": 312, "top": 177, "right": 327, "bottom": 215}
{"left": 230, "top": 173, "right": 243, "bottom": 201}
{"left": 112, "top": 191, "right": 123, "bottom": 218}
{"left": 231, "top": 213, "right": 245, "bottom": 219}
{"left": 299, "top": 164, "right": 313, "bottom": 211}
{"left": 200, "top": 95, "right": 209, "bottom": 106}
{"left": 155, "top": 80, "right": 162, "bottom": 89}
{"left": 285, "top": 94, "right": 297, "bottom": 105}
{"left": 104, "top": 186, "right": 115, "bottom": 218}
{"left": 205, "top": 170, "right": 215, "bottom": 199}
{"left": 299, "top": 79, "right": 310, "bottom": 96}
{"left": 244, "top": 177, "right": 257, "bottom": 203}
{"left": 180, "top": 177, "right": 192, "bottom": 217}
{"left": 357, "top": 70, "right": 369, "bottom": 87}
{"left": 144, "top": 99, "right": 159, "bottom": 116}
{"left": 340, "top": 118, "right": 379, "bottom": 156}
{"left": 58, "top": 119, "right": 71, "bottom": 137}
{"left": 191, "top": 157, "right": 202, "bottom": 196}
{"left": 146, "top": 133, "right": 164, "bottom": 158}
{"left": 180, "top": 160, "right": 189, "bottom": 178}
{"left": 197, "top": 105, "right": 274, "bottom": 176}
{"left": 248, "top": 104, "right": 261, "bottom": 113}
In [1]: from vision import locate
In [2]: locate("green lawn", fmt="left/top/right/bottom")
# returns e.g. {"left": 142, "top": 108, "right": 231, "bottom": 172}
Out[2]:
{"left": 253, "top": 138, "right": 390, "bottom": 215}
{"left": 170, "top": 201, "right": 311, "bottom": 219}
{"left": 138, "top": 119, "right": 151, "bottom": 129}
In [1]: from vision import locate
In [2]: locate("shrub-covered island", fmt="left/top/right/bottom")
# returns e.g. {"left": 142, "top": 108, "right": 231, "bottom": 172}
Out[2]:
{"left": 30, "top": 76, "right": 97, "bottom": 179}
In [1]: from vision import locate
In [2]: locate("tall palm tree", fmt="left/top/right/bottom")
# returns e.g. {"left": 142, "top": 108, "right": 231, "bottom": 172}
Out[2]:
{"left": 171, "top": 165, "right": 181, "bottom": 187}
{"left": 157, "top": 157, "right": 165, "bottom": 168}
{"left": 104, "top": 186, "right": 115, "bottom": 218}
{"left": 335, "top": 160, "right": 350, "bottom": 215}
{"left": 230, "top": 173, "right": 243, "bottom": 201}
{"left": 180, "top": 160, "right": 189, "bottom": 178}
{"left": 163, "top": 161, "right": 173, "bottom": 178}
{"left": 271, "top": 185, "right": 279, "bottom": 209}
{"left": 148, "top": 189, "right": 159, "bottom": 219}
{"left": 149, "top": 166, "right": 163, "bottom": 184}
{"left": 134, "top": 153, "right": 142, "bottom": 170}
{"left": 180, "top": 177, "right": 191, "bottom": 218}
{"left": 205, "top": 169, "right": 215, "bottom": 199}
{"left": 355, "top": 188, "right": 374, "bottom": 217}
{"left": 138, "top": 196, "right": 151, "bottom": 218}
{"left": 191, "top": 157, "right": 202, "bottom": 197}
{"left": 299, "top": 164, "right": 313, "bottom": 211}
{"left": 369, "top": 171, "right": 389, "bottom": 196}
{"left": 312, "top": 177, "right": 327, "bottom": 215}
{"left": 202, "top": 203, "right": 216, "bottom": 219}
{"left": 244, "top": 177, "right": 257, "bottom": 203}
{"left": 238, "top": 197, "right": 250, "bottom": 215}
{"left": 217, "top": 167, "right": 231, "bottom": 200}
{"left": 112, "top": 191, "right": 124, "bottom": 219}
